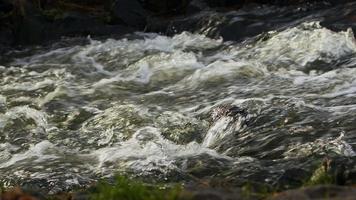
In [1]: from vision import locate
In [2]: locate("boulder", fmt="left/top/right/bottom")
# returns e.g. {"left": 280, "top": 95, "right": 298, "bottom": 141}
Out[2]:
{"left": 186, "top": 0, "right": 210, "bottom": 14}
{"left": 110, "top": 0, "right": 147, "bottom": 29}
{"left": 8, "top": 0, "right": 134, "bottom": 45}
{"left": 0, "top": 0, "right": 13, "bottom": 46}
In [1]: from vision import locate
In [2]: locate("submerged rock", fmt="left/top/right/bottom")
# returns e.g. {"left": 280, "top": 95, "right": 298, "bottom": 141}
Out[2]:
{"left": 202, "top": 105, "right": 248, "bottom": 148}
{"left": 156, "top": 111, "right": 208, "bottom": 144}
{"left": 80, "top": 104, "right": 153, "bottom": 146}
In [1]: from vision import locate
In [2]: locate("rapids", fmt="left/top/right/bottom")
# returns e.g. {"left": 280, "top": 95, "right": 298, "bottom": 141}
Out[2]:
{"left": 1, "top": 21, "right": 356, "bottom": 193}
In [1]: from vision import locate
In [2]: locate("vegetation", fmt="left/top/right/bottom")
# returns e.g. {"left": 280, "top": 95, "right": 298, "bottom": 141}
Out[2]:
{"left": 304, "top": 159, "right": 334, "bottom": 186}
{"left": 0, "top": 172, "right": 352, "bottom": 200}
{"left": 90, "top": 176, "right": 184, "bottom": 200}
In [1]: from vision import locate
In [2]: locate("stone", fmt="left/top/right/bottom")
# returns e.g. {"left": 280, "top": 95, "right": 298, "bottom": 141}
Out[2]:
{"left": 110, "top": 0, "right": 147, "bottom": 29}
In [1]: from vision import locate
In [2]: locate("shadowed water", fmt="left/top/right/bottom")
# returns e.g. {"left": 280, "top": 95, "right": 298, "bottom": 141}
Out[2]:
{"left": 1, "top": 21, "right": 356, "bottom": 193}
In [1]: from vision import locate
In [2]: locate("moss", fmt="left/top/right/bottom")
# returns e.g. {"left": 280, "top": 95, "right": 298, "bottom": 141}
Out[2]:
{"left": 90, "top": 176, "right": 184, "bottom": 200}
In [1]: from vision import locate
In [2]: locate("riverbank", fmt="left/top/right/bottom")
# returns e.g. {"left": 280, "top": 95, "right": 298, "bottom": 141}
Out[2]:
{"left": 2, "top": 179, "right": 356, "bottom": 200}
{"left": 1, "top": 0, "right": 356, "bottom": 47}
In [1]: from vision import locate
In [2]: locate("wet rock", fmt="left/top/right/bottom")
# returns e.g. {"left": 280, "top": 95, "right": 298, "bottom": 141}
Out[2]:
{"left": 156, "top": 111, "right": 208, "bottom": 144}
{"left": 220, "top": 18, "right": 267, "bottom": 41}
{"left": 181, "top": 155, "right": 232, "bottom": 177}
{"left": 147, "top": 7, "right": 273, "bottom": 41}
{"left": 211, "top": 105, "right": 248, "bottom": 122}
{"left": 146, "top": 12, "right": 217, "bottom": 37}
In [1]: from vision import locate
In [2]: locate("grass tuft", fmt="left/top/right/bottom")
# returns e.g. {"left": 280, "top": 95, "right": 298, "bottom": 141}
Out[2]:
{"left": 304, "top": 159, "right": 334, "bottom": 186}
{"left": 90, "top": 176, "right": 183, "bottom": 200}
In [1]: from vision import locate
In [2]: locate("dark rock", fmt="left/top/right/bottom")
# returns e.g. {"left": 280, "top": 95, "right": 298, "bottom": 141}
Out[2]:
{"left": 221, "top": 19, "right": 268, "bottom": 41}
{"left": 110, "top": 0, "right": 147, "bottom": 29}
{"left": 268, "top": 185, "right": 356, "bottom": 200}
{"left": 50, "top": 12, "right": 134, "bottom": 39}
{"left": 0, "top": 0, "right": 136, "bottom": 46}
{"left": 149, "top": 1, "right": 348, "bottom": 43}
{"left": 203, "top": 0, "right": 244, "bottom": 8}
{"left": 320, "top": 1, "right": 356, "bottom": 32}
{"left": 143, "top": 0, "right": 189, "bottom": 14}
{"left": 11, "top": 0, "right": 47, "bottom": 45}
{"left": 1, "top": 0, "right": 356, "bottom": 47}
{"left": 276, "top": 168, "right": 310, "bottom": 189}
{"left": 0, "top": 0, "right": 13, "bottom": 14}
{"left": 146, "top": 11, "right": 226, "bottom": 38}
{"left": 9, "top": 1, "right": 134, "bottom": 45}
{"left": 327, "top": 157, "right": 356, "bottom": 186}
{"left": 186, "top": 0, "right": 210, "bottom": 14}
{"left": 0, "top": 27, "right": 12, "bottom": 46}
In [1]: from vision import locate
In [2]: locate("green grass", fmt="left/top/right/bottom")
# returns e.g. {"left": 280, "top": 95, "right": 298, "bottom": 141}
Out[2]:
{"left": 90, "top": 176, "right": 184, "bottom": 200}
{"left": 304, "top": 161, "right": 334, "bottom": 186}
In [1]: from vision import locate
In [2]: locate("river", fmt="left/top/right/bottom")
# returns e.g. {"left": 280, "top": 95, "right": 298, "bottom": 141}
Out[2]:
{"left": 1, "top": 5, "right": 356, "bottom": 194}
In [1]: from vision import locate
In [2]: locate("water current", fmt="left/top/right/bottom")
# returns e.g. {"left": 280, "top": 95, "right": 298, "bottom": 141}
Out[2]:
{"left": 1, "top": 20, "right": 356, "bottom": 193}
